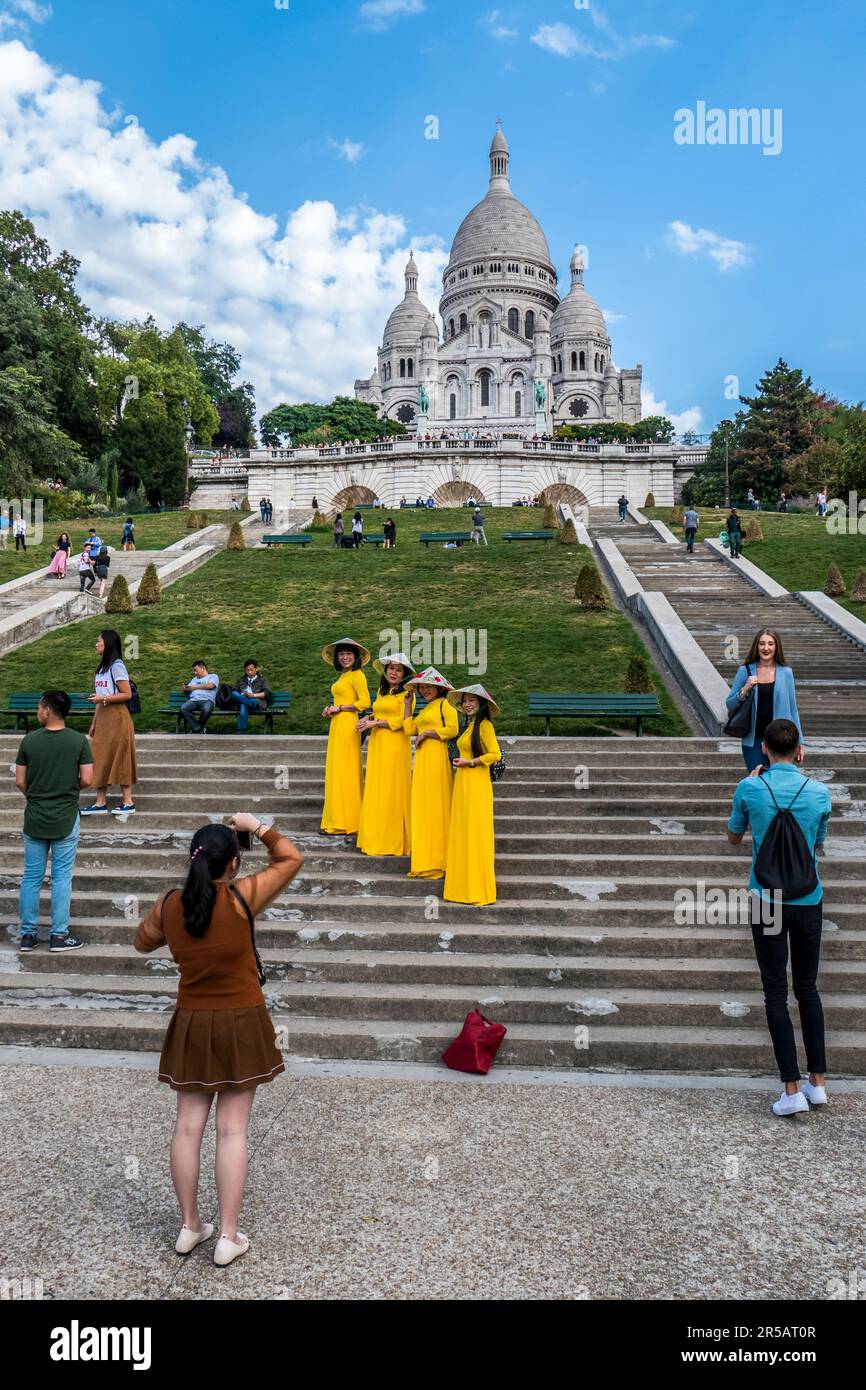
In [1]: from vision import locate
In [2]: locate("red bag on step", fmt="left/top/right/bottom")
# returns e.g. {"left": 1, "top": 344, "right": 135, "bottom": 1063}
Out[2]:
{"left": 441, "top": 1010, "right": 506, "bottom": 1074}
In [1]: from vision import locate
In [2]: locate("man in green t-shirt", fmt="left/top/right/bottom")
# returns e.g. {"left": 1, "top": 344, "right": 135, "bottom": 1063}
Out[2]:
{"left": 15, "top": 690, "right": 93, "bottom": 952}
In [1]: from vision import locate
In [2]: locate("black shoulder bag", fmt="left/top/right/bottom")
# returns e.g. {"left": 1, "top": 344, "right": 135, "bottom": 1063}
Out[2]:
{"left": 230, "top": 885, "right": 267, "bottom": 985}
{"left": 724, "top": 669, "right": 755, "bottom": 738}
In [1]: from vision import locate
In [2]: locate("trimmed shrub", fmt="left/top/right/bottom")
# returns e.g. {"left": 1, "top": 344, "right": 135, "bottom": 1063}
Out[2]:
{"left": 104, "top": 574, "right": 132, "bottom": 613}
{"left": 824, "top": 561, "right": 846, "bottom": 596}
{"left": 744, "top": 516, "right": 763, "bottom": 542}
{"left": 186, "top": 511, "right": 202, "bottom": 529}
{"left": 574, "top": 563, "right": 607, "bottom": 609}
{"left": 669, "top": 505, "right": 683, "bottom": 526}
{"left": 227, "top": 521, "right": 246, "bottom": 551}
{"left": 643, "top": 492, "right": 655, "bottom": 508}
{"left": 240, "top": 496, "right": 252, "bottom": 513}
{"left": 136, "top": 562, "right": 162, "bottom": 606}
{"left": 311, "top": 510, "right": 330, "bottom": 529}
{"left": 542, "top": 504, "right": 559, "bottom": 530}
{"left": 558, "top": 518, "right": 577, "bottom": 544}
{"left": 851, "top": 567, "right": 866, "bottom": 602}
{"left": 624, "top": 655, "right": 654, "bottom": 694}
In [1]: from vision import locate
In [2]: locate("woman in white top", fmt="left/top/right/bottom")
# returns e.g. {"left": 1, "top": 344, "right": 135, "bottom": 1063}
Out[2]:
{"left": 82, "top": 629, "right": 138, "bottom": 815}
{"left": 351, "top": 513, "right": 363, "bottom": 549}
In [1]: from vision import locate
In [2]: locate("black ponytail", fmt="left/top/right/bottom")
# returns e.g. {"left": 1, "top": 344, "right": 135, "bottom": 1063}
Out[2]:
{"left": 469, "top": 698, "right": 492, "bottom": 760}
{"left": 181, "top": 824, "right": 240, "bottom": 938}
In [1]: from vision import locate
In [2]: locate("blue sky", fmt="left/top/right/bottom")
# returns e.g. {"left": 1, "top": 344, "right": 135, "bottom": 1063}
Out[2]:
{"left": 2, "top": 0, "right": 864, "bottom": 432}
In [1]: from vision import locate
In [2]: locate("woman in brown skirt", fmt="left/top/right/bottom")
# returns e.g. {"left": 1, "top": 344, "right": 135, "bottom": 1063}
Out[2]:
{"left": 82, "top": 628, "right": 137, "bottom": 816}
{"left": 134, "top": 814, "right": 304, "bottom": 1266}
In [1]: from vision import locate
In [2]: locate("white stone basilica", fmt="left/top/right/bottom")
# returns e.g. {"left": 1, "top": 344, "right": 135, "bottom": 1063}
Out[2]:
{"left": 355, "top": 125, "right": 642, "bottom": 433}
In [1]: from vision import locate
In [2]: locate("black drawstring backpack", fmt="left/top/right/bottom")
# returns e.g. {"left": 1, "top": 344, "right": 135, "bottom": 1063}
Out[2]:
{"left": 753, "top": 774, "right": 819, "bottom": 902}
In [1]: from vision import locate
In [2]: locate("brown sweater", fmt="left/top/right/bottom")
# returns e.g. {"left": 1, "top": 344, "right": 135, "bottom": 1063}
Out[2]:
{"left": 133, "top": 828, "right": 303, "bottom": 1009}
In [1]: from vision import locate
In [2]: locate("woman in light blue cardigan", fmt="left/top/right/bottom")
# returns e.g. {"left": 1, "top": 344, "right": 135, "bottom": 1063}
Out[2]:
{"left": 726, "top": 629, "right": 803, "bottom": 772}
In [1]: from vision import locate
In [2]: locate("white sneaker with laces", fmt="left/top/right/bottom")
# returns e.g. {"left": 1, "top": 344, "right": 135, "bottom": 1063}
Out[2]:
{"left": 772, "top": 1089, "right": 809, "bottom": 1117}
{"left": 801, "top": 1079, "right": 828, "bottom": 1106}
{"left": 175, "top": 1222, "right": 214, "bottom": 1254}
{"left": 214, "top": 1231, "right": 249, "bottom": 1267}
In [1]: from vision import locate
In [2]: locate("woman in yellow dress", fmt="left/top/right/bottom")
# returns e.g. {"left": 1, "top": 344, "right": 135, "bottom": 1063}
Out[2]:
{"left": 402, "top": 666, "right": 459, "bottom": 879}
{"left": 320, "top": 637, "right": 371, "bottom": 835}
{"left": 356, "top": 653, "right": 415, "bottom": 857}
{"left": 443, "top": 684, "right": 501, "bottom": 906}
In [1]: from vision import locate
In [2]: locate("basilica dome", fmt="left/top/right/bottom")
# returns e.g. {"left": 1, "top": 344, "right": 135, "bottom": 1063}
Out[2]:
{"left": 445, "top": 127, "right": 552, "bottom": 270}
{"left": 551, "top": 245, "right": 609, "bottom": 341}
{"left": 382, "top": 253, "right": 434, "bottom": 344}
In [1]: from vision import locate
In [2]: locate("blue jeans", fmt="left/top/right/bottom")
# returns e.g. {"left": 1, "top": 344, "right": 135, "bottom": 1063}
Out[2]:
{"left": 231, "top": 693, "right": 262, "bottom": 732}
{"left": 19, "top": 819, "right": 81, "bottom": 938}
{"left": 181, "top": 698, "right": 214, "bottom": 732}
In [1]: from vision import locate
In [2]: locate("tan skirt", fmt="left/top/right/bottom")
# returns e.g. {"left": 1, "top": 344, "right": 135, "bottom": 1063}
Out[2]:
{"left": 158, "top": 1005, "right": 285, "bottom": 1093}
{"left": 91, "top": 702, "right": 138, "bottom": 788}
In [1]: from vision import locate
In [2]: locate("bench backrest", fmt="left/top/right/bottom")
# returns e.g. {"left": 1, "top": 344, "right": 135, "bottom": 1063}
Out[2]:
{"left": 504, "top": 530, "right": 556, "bottom": 539}
{"left": 419, "top": 532, "right": 473, "bottom": 540}
{"left": 529, "top": 692, "right": 659, "bottom": 711}
{"left": 164, "top": 689, "right": 292, "bottom": 709}
{"left": 263, "top": 533, "right": 312, "bottom": 543}
{"left": 6, "top": 691, "right": 93, "bottom": 713}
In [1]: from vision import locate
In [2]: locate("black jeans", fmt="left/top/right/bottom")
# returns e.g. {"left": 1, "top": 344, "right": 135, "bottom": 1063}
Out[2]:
{"left": 79, "top": 572, "right": 95, "bottom": 591}
{"left": 751, "top": 901, "right": 826, "bottom": 1082}
{"left": 684, "top": 526, "right": 697, "bottom": 552}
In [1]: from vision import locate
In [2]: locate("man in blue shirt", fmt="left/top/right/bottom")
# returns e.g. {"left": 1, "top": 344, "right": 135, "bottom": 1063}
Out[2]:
{"left": 727, "top": 717, "right": 832, "bottom": 1116}
{"left": 180, "top": 660, "right": 219, "bottom": 733}
{"left": 683, "top": 506, "right": 699, "bottom": 553}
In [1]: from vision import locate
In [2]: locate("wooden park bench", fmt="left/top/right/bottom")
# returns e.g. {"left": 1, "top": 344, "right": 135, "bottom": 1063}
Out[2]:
{"left": 262, "top": 533, "right": 313, "bottom": 547}
{"left": 419, "top": 531, "right": 474, "bottom": 547}
{"left": 2, "top": 691, "right": 94, "bottom": 732}
{"left": 160, "top": 690, "right": 293, "bottom": 735}
{"left": 528, "top": 692, "right": 661, "bottom": 737}
{"left": 360, "top": 535, "right": 386, "bottom": 547}
{"left": 503, "top": 530, "right": 556, "bottom": 542}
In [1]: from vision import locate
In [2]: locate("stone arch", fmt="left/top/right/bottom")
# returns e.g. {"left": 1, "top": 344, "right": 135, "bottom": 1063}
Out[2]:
{"left": 332, "top": 484, "right": 377, "bottom": 510}
{"left": 433, "top": 481, "right": 488, "bottom": 506}
{"left": 537, "top": 483, "right": 590, "bottom": 510}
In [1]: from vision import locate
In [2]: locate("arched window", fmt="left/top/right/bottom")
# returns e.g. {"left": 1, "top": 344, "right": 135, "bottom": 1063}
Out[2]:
{"left": 507, "top": 307, "right": 519, "bottom": 334}
{"left": 571, "top": 351, "right": 577, "bottom": 372}
{"left": 594, "top": 353, "right": 599, "bottom": 372}
{"left": 479, "top": 370, "right": 491, "bottom": 407}
{"left": 449, "top": 393, "right": 457, "bottom": 420}
{"left": 449, "top": 318, "right": 455, "bottom": 337}
{"left": 558, "top": 356, "right": 563, "bottom": 374}
{"left": 407, "top": 358, "right": 414, "bottom": 377}
{"left": 600, "top": 354, "right": 605, "bottom": 370}
{"left": 514, "top": 390, "right": 521, "bottom": 417}
{"left": 459, "top": 313, "right": 467, "bottom": 332}
{"left": 525, "top": 310, "right": 535, "bottom": 338}
{"left": 579, "top": 350, "right": 585, "bottom": 371}
{"left": 551, "top": 356, "right": 557, "bottom": 373}
{"left": 399, "top": 359, "right": 406, "bottom": 378}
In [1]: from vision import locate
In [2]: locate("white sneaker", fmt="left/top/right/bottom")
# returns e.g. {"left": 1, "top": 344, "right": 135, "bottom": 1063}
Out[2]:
{"left": 772, "top": 1089, "right": 809, "bottom": 1117}
{"left": 214, "top": 1231, "right": 249, "bottom": 1267}
{"left": 175, "top": 1222, "right": 213, "bottom": 1254}
{"left": 801, "top": 1079, "right": 828, "bottom": 1106}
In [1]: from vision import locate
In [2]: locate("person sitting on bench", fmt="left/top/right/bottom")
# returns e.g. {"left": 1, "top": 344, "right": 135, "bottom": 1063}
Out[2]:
{"left": 181, "top": 660, "right": 219, "bottom": 734}
{"left": 230, "top": 660, "right": 271, "bottom": 733}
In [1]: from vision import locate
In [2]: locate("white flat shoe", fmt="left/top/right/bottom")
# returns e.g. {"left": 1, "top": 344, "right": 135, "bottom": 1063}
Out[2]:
{"left": 175, "top": 1222, "right": 214, "bottom": 1254}
{"left": 801, "top": 1079, "right": 828, "bottom": 1106}
{"left": 772, "top": 1089, "right": 809, "bottom": 1117}
{"left": 214, "top": 1231, "right": 249, "bottom": 1267}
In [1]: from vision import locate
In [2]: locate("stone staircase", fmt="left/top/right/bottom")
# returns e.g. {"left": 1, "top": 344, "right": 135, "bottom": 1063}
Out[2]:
{"left": 1, "top": 733, "right": 865, "bottom": 1074}
{"left": 589, "top": 509, "right": 866, "bottom": 737}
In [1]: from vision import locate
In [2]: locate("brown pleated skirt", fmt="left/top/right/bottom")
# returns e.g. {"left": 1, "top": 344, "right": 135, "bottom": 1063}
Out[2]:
{"left": 158, "top": 1005, "right": 285, "bottom": 1092}
{"left": 91, "top": 703, "right": 138, "bottom": 788}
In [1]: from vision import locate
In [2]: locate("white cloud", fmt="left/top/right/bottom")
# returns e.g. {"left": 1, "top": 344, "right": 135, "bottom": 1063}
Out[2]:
{"left": 483, "top": 9, "right": 517, "bottom": 40}
{"left": 358, "top": 0, "right": 424, "bottom": 30}
{"left": 531, "top": 7, "right": 673, "bottom": 61}
{"left": 641, "top": 386, "right": 704, "bottom": 436}
{"left": 667, "top": 219, "right": 750, "bottom": 272}
{"left": 329, "top": 137, "right": 365, "bottom": 163}
{"left": 601, "top": 308, "right": 625, "bottom": 324}
{"left": 0, "top": 0, "right": 51, "bottom": 30}
{"left": 0, "top": 36, "right": 447, "bottom": 415}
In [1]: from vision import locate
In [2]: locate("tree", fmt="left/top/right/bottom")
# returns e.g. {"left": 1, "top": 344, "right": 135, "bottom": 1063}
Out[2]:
{"left": 105, "top": 574, "right": 133, "bottom": 613}
{"left": 734, "top": 359, "right": 820, "bottom": 503}
{"left": 259, "top": 396, "right": 407, "bottom": 447}
{"left": 851, "top": 568, "right": 866, "bottom": 602}
{"left": 542, "top": 504, "right": 558, "bottom": 529}
{"left": 558, "top": 518, "right": 577, "bottom": 544}
{"left": 227, "top": 521, "right": 245, "bottom": 550}
{"left": 175, "top": 323, "right": 256, "bottom": 448}
{"left": 574, "top": 563, "right": 606, "bottom": 608}
{"left": 624, "top": 656, "right": 654, "bottom": 693}
{"left": 824, "top": 562, "right": 846, "bottom": 596}
{"left": 632, "top": 415, "right": 674, "bottom": 443}
{"left": 116, "top": 408, "right": 187, "bottom": 507}
{"left": 0, "top": 365, "right": 81, "bottom": 495}
{"left": 136, "top": 563, "right": 162, "bottom": 605}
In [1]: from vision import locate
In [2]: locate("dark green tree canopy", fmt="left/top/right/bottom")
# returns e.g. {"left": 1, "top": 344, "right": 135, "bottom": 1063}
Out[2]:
{"left": 260, "top": 396, "right": 406, "bottom": 447}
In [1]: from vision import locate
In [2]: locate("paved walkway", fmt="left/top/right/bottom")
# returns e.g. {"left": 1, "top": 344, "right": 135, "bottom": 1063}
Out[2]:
{"left": 1, "top": 1056, "right": 862, "bottom": 1301}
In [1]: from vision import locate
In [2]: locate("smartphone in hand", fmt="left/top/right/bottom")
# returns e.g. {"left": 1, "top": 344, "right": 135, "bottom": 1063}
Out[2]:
{"left": 236, "top": 829, "right": 252, "bottom": 851}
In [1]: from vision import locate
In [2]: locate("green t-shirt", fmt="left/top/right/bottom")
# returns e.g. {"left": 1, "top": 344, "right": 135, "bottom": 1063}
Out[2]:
{"left": 16, "top": 726, "right": 93, "bottom": 840}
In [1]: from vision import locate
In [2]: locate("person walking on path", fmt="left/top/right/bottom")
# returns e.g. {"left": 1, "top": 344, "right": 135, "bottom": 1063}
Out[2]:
{"left": 82, "top": 629, "right": 137, "bottom": 815}
{"left": 78, "top": 545, "right": 97, "bottom": 593}
{"left": 726, "top": 509, "right": 743, "bottom": 559}
{"left": 121, "top": 518, "right": 136, "bottom": 552}
{"left": 356, "top": 654, "right": 415, "bottom": 856}
{"left": 134, "top": 815, "right": 304, "bottom": 1266}
{"left": 683, "top": 505, "right": 699, "bottom": 553}
{"left": 15, "top": 690, "right": 93, "bottom": 953}
{"left": 443, "top": 685, "right": 501, "bottom": 906}
{"left": 93, "top": 545, "right": 111, "bottom": 599}
{"left": 726, "top": 629, "right": 803, "bottom": 774}
{"left": 403, "top": 667, "right": 459, "bottom": 880}
{"left": 617, "top": 494, "right": 629, "bottom": 522}
{"left": 471, "top": 504, "right": 487, "bottom": 546}
{"left": 726, "top": 718, "right": 831, "bottom": 1116}
{"left": 181, "top": 660, "right": 219, "bottom": 734}
{"left": 320, "top": 638, "right": 371, "bottom": 836}
{"left": 230, "top": 660, "right": 271, "bottom": 733}
{"left": 49, "top": 532, "right": 71, "bottom": 578}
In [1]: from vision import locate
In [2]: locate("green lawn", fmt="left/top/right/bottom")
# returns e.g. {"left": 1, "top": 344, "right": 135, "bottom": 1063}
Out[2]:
{"left": 0, "top": 507, "right": 691, "bottom": 737}
{"left": 647, "top": 507, "right": 866, "bottom": 615}
{"left": 0, "top": 510, "right": 239, "bottom": 583}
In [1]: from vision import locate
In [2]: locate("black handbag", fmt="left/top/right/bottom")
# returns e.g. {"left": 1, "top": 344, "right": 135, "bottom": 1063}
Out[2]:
{"left": 724, "top": 675, "right": 755, "bottom": 737}
{"left": 215, "top": 682, "right": 234, "bottom": 710}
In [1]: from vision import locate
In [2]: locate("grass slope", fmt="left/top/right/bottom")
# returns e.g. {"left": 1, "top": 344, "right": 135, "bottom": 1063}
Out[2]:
{"left": 0, "top": 507, "right": 690, "bottom": 737}
{"left": 0, "top": 510, "right": 242, "bottom": 583}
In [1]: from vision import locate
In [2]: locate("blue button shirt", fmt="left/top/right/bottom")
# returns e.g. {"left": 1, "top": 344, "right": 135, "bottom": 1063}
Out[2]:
{"left": 728, "top": 763, "right": 832, "bottom": 905}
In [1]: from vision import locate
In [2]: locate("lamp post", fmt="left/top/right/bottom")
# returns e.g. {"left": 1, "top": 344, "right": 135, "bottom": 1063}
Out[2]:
{"left": 721, "top": 419, "right": 732, "bottom": 509}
